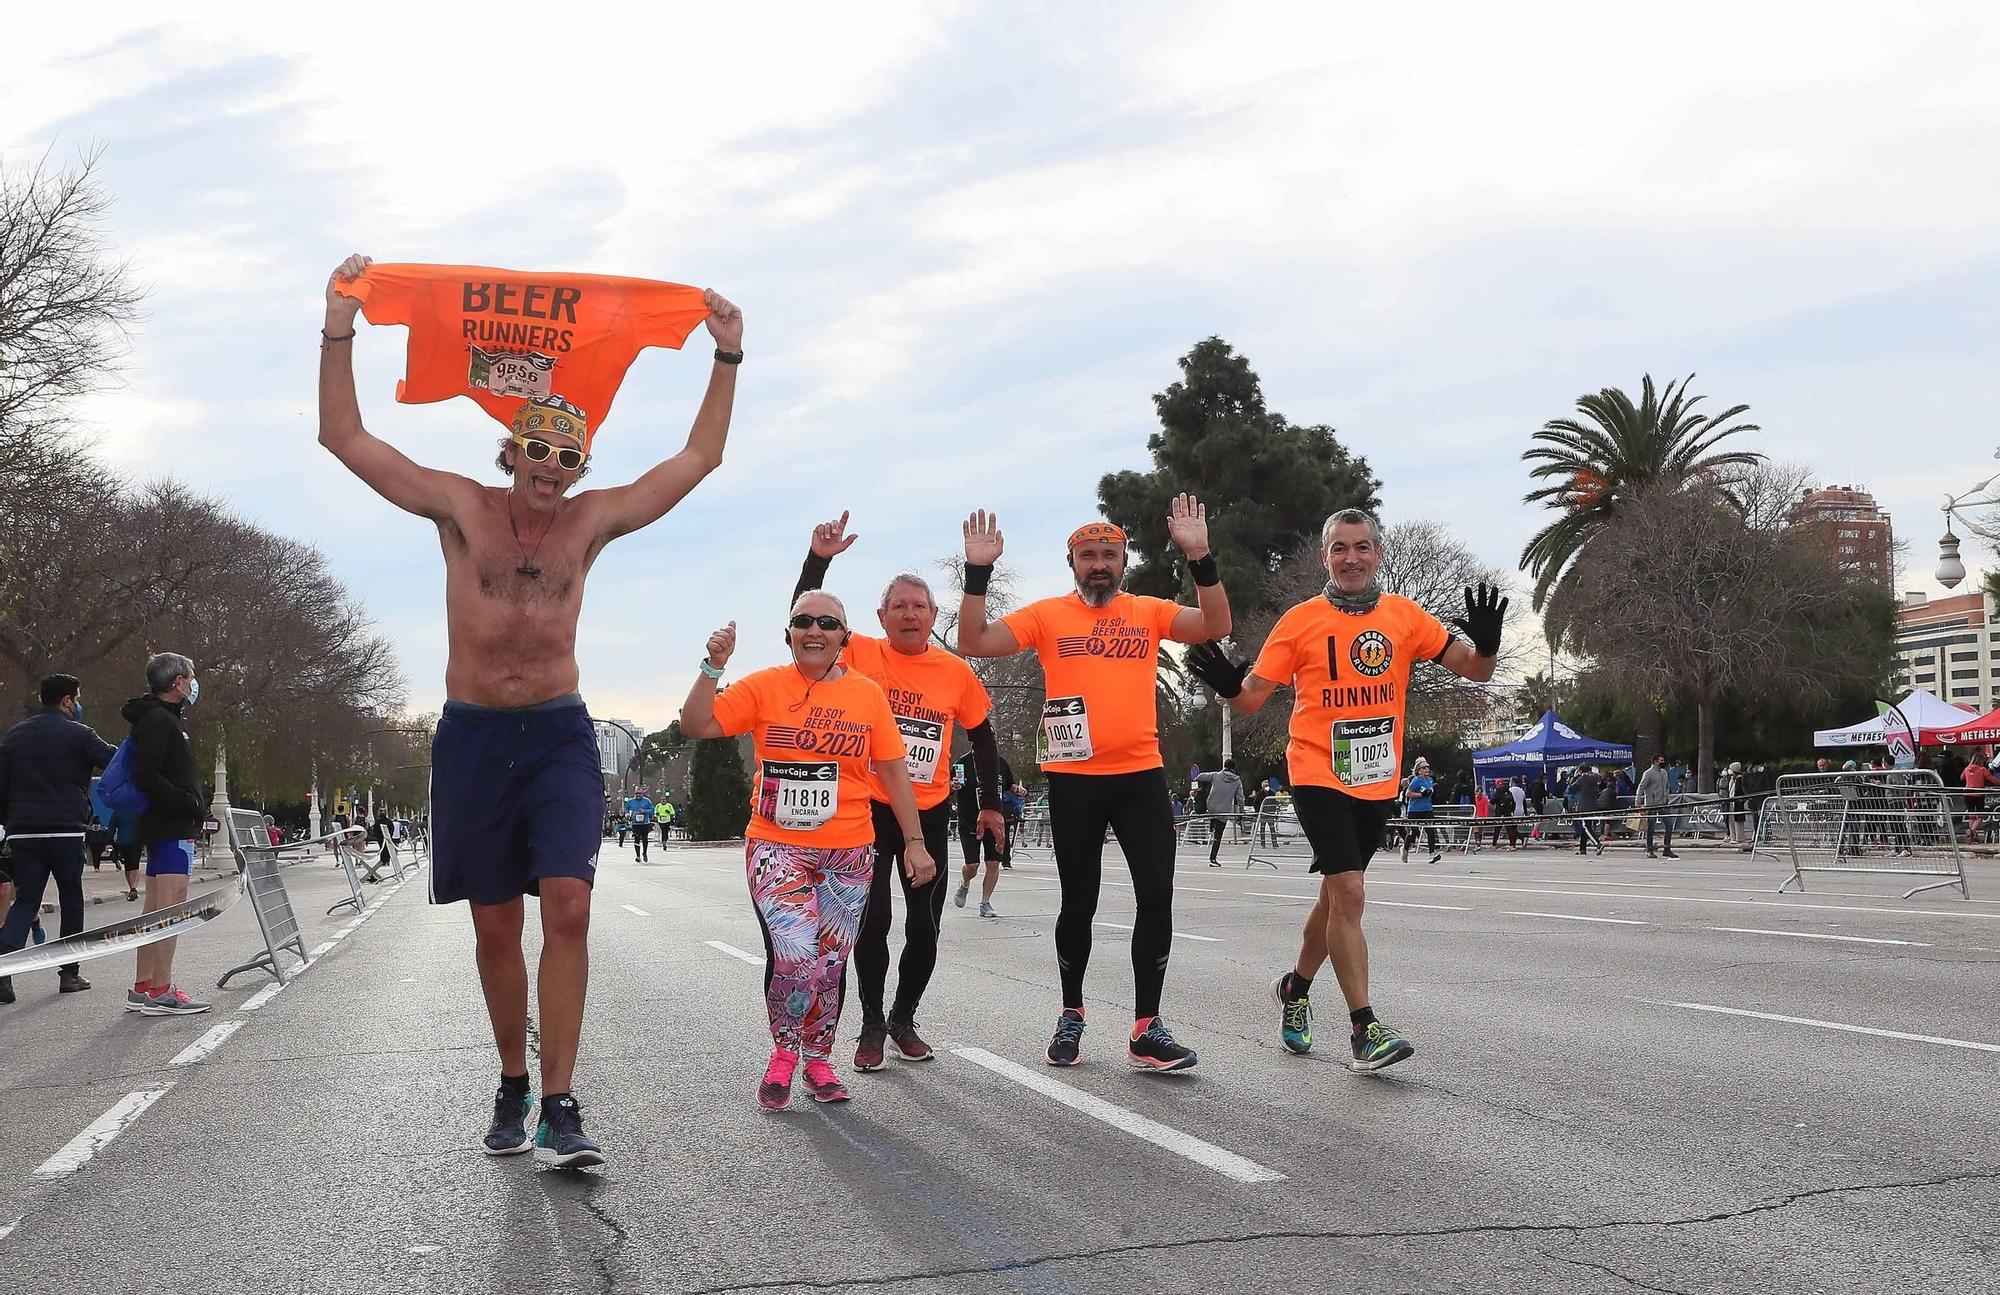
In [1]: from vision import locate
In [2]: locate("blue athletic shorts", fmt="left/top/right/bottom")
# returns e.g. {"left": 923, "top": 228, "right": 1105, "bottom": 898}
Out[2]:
{"left": 146, "top": 839, "right": 196, "bottom": 877}
{"left": 429, "top": 694, "right": 604, "bottom": 906}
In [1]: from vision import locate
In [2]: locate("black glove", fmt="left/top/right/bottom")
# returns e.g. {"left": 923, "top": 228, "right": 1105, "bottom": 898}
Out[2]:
{"left": 1452, "top": 582, "right": 1507, "bottom": 657}
{"left": 1185, "top": 641, "right": 1249, "bottom": 698}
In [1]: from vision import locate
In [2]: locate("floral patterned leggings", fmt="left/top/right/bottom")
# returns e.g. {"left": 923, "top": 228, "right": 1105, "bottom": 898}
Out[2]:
{"left": 746, "top": 839, "right": 874, "bottom": 1060}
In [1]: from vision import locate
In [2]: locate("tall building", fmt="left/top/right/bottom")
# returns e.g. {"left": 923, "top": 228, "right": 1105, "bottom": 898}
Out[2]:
{"left": 1790, "top": 485, "right": 1894, "bottom": 585}
{"left": 595, "top": 718, "right": 644, "bottom": 784}
{"left": 1892, "top": 591, "right": 2000, "bottom": 715}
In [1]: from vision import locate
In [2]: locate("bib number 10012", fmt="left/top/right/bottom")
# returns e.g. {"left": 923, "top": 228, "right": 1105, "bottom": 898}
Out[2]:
{"left": 1038, "top": 696, "right": 1093, "bottom": 763}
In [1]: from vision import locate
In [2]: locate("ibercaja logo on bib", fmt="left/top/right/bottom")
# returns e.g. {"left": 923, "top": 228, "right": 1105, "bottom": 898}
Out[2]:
{"left": 1349, "top": 630, "right": 1392, "bottom": 678}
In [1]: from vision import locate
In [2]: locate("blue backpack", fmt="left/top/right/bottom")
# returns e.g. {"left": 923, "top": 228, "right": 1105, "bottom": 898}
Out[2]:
{"left": 99, "top": 739, "right": 150, "bottom": 815}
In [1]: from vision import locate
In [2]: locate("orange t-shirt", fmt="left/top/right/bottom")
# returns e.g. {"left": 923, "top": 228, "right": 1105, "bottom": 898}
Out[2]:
{"left": 333, "top": 263, "right": 711, "bottom": 445}
{"left": 1250, "top": 593, "right": 1452, "bottom": 799}
{"left": 711, "top": 665, "right": 906, "bottom": 848}
{"left": 999, "top": 592, "right": 1183, "bottom": 775}
{"left": 841, "top": 635, "right": 993, "bottom": 810}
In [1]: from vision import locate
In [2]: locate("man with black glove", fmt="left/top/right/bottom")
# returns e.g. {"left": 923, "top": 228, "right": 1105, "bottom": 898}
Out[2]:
{"left": 1184, "top": 508, "right": 1503, "bottom": 1072}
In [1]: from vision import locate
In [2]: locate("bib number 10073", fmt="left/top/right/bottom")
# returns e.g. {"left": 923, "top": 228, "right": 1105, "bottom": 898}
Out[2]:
{"left": 759, "top": 759, "right": 839, "bottom": 830}
{"left": 1331, "top": 717, "right": 1395, "bottom": 788}
{"left": 1038, "top": 696, "right": 1093, "bottom": 763}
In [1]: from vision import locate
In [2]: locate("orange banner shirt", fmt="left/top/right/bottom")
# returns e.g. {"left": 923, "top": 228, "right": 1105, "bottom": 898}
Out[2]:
{"left": 841, "top": 635, "right": 993, "bottom": 809}
{"left": 711, "top": 665, "right": 907, "bottom": 848}
{"left": 1000, "top": 592, "right": 1183, "bottom": 775}
{"left": 334, "top": 263, "right": 710, "bottom": 446}
{"left": 1251, "top": 594, "right": 1452, "bottom": 799}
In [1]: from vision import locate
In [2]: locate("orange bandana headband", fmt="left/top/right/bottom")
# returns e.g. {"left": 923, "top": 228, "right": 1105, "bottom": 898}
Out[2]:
{"left": 1067, "top": 522, "right": 1127, "bottom": 550}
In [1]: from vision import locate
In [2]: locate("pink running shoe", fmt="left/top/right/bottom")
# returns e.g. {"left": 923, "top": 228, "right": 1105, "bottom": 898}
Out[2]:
{"left": 759, "top": 1047, "right": 799, "bottom": 1111}
{"left": 803, "top": 1059, "right": 850, "bottom": 1104}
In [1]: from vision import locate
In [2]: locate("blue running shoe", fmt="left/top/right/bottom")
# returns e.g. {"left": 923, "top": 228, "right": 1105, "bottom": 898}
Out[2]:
{"left": 1351, "top": 1020, "right": 1415, "bottom": 1072}
{"left": 484, "top": 1085, "right": 533, "bottom": 1156}
{"left": 534, "top": 1094, "right": 605, "bottom": 1168}
{"left": 1271, "top": 974, "right": 1312, "bottom": 1055}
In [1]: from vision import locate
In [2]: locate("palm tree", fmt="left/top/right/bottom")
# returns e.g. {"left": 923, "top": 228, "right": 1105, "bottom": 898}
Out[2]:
{"left": 1520, "top": 375, "right": 1762, "bottom": 782}
{"left": 1520, "top": 374, "right": 1763, "bottom": 626}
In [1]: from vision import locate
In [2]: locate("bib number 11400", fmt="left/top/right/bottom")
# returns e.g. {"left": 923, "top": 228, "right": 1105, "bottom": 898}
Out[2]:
{"left": 1331, "top": 717, "right": 1395, "bottom": 788}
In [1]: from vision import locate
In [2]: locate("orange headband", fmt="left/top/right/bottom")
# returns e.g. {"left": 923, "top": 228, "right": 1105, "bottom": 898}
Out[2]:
{"left": 510, "top": 394, "right": 593, "bottom": 452}
{"left": 1067, "top": 522, "right": 1127, "bottom": 550}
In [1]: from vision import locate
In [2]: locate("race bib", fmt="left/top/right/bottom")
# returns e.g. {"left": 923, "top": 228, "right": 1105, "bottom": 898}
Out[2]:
{"left": 898, "top": 716, "right": 945, "bottom": 785}
{"left": 759, "top": 760, "right": 839, "bottom": 831}
{"left": 1331, "top": 717, "right": 1396, "bottom": 787}
{"left": 1038, "top": 696, "right": 1094, "bottom": 763}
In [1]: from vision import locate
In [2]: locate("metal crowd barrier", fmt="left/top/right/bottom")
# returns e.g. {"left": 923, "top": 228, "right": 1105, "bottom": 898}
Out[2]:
{"left": 218, "top": 807, "right": 312, "bottom": 988}
{"left": 1766, "top": 771, "right": 1969, "bottom": 899}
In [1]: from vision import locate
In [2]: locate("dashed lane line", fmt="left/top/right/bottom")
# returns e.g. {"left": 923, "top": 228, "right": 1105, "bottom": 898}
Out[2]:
{"left": 1503, "top": 911, "right": 1647, "bottom": 926}
{"left": 33, "top": 1088, "right": 171, "bottom": 1179}
{"left": 1639, "top": 1000, "right": 2000, "bottom": 1054}
{"left": 1706, "top": 927, "right": 1929, "bottom": 947}
{"left": 169, "top": 1019, "right": 245, "bottom": 1066}
{"left": 705, "top": 939, "right": 766, "bottom": 966}
{"left": 952, "top": 1047, "right": 1285, "bottom": 1184}
{"left": 1366, "top": 879, "right": 1993, "bottom": 920}
{"left": 1093, "top": 920, "right": 1222, "bottom": 943}
{"left": 620, "top": 904, "right": 652, "bottom": 917}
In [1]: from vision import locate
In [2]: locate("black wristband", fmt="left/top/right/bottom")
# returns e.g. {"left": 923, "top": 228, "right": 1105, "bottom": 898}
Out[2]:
{"left": 963, "top": 563, "right": 994, "bottom": 596}
{"left": 321, "top": 328, "right": 356, "bottom": 342}
{"left": 1188, "top": 553, "right": 1219, "bottom": 587}
{"left": 714, "top": 348, "right": 744, "bottom": 365}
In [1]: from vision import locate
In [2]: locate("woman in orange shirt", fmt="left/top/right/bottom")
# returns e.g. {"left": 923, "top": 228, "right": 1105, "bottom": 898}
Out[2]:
{"left": 680, "top": 591, "right": 936, "bottom": 1109}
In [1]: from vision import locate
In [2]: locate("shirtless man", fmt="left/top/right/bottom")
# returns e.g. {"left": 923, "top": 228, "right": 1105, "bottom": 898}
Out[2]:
{"left": 318, "top": 254, "right": 742, "bottom": 1167}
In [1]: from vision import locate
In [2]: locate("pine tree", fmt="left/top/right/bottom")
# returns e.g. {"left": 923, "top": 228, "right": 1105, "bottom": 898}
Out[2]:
{"left": 684, "top": 736, "right": 751, "bottom": 841}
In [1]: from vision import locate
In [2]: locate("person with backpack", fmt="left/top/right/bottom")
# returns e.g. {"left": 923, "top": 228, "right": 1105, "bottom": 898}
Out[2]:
{"left": 117, "top": 652, "right": 212, "bottom": 1015}
{"left": 0, "top": 674, "right": 118, "bottom": 1004}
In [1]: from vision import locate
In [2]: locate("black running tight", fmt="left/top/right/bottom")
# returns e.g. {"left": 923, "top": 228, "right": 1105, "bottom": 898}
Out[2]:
{"left": 1046, "top": 768, "right": 1176, "bottom": 1018}
{"left": 852, "top": 800, "right": 952, "bottom": 1024}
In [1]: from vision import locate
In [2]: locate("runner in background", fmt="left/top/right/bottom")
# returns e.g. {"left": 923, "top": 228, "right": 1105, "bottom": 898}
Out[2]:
{"left": 624, "top": 790, "right": 655, "bottom": 861}
{"left": 957, "top": 498, "right": 1230, "bottom": 1072}
{"left": 954, "top": 752, "right": 1013, "bottom": 917}
{"left": 1187, "top": 508, "right": 1504, "bottom": 1071}
{"left": 679, "top": 596, "right": 935, "bottom": 1108}
{"left": 791, "top": 513, "right": 1005, "bottom": 1071}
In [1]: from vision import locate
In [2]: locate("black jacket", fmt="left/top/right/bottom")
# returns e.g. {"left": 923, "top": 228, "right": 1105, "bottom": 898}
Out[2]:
{"left": 120, "top": 694, "right": 205, "bottom": 841}
{"left": 0, "top": 707, "right": 119, "bottom": 833}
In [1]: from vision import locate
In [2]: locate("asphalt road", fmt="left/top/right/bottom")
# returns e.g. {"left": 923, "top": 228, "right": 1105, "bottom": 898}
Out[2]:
{"left": 0, "top": 834, "right": 1994, "bottom": 1294}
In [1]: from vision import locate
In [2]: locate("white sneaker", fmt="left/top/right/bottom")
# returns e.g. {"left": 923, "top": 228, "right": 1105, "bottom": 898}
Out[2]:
{"left": 979, "top": 901, "right": 997, "bottom": 918}
{"left": 954, "top": 883, "right": 969, "bottom": 908}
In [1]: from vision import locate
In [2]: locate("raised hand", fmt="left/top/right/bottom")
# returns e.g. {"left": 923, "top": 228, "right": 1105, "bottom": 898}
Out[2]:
{"left": 1167, "top": 493, "right": 1210, "bottom": 558}
{"left": 705, "top": 620, "right": 738, "bottom": 668}
{"left": 703, "top": 289, "right": 744, "bottom": 351}
{"left": 1185, "top": 640, "right": 1248, "bottom": 698}
{"left": 1453, "top": 583, "right": 1508, "bottom": 657}
{"left": 962, "top": 509, "right": 1004, "bottom": 566}
{"left": 810, "top": 511, "right": 859, "bottom": 559}
{"left": 325, "top": 253, "right": 372, "bottom": 327}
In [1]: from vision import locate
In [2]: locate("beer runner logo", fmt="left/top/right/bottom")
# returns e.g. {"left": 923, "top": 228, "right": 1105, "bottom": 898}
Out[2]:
{"left": 1349, "top": 630, "right": 1392, "bottom": 678}
{"left": 468, "top": 346, "right": 556, "bottom": 398}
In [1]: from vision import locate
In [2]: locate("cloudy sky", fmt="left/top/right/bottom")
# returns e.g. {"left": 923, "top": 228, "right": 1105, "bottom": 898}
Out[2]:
{"left": 12, "top": 4, "right": 1999, "bottom": 731}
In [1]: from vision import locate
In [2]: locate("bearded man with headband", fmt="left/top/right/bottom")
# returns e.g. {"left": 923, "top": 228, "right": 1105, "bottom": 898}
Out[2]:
{"left": 318, "top": 253, "right": 743, "bottom": 1167}
{"left": 957, "top": 497, "right": 1230, "bottom": 1072}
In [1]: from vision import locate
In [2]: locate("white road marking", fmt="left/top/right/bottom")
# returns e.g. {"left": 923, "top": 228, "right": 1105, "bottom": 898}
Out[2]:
{"left": 705, "top": 939, "right": 765, "bottom": 965}
{"left": 34, "top": 1088, "right": 172, "bottom": 1178}
{"left": 1706, "top": 927, "right": 1929, "bottom": 947}
{"left": 308, "top": 941, "right": 336, "bottom": 957}
{"left": 169, "top": 1019, "right": 245, "bottom": 1066}
{"left": 952, "top": 1047, "right": 1285, "bottom": 1184}
{"left": 1370, "top": 899, "right": 1474, "bottom": 911}
{"left": 239, "top": 981, "right": 286, "bottom": 1012}
{"left": 1372, "top": 879, "right": 1992, "bottom": 920}
{"left": 1093, "top": 920, "right": 1222, "bottom": 943}
{"left": 620, "top": 904, "right": 651, "bottom": 917}
{"left": 0, "top": 1215, "right": 20, "bottom": 1240}
{"left": 1504, "top": 911, "right": 1647, "bottom": 926}
{"left": 1642, "top": 1000, "right": 2000, "bottom": 1054}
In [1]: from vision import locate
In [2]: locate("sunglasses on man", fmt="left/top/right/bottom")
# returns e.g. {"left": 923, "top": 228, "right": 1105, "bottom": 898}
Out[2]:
{"left": 789, "top": 614, "right": 846, "bottom": 632}
{"left": 510, "top": 435, "right": 587, "bottom": 471}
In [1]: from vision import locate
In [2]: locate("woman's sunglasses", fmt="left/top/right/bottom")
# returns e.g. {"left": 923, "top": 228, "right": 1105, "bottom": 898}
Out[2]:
{"left": 511, "top": 435, "right": 586, "bottom": 471}
{"left": 789, "top": 614, "right": 845, "bottom": 632}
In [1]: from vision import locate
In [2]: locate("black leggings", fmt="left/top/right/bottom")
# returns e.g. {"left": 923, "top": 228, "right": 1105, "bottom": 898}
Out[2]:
{"left": 1047, "top": 768, "right": 1176, "bottom": 1019}
{"left": 852, "top": 800, "right": 952, "bottom": 1024}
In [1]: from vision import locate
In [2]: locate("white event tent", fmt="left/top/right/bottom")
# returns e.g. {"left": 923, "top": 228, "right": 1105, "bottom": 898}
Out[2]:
{"left": 1811, "top": 690, "right": 1978, "bottom": 748}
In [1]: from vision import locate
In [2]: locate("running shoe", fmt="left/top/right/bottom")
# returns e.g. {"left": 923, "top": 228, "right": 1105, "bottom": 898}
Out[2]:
{"left": 802, "top": 1059, "right": 851, "bottom": 1103}
{"left": 1128, "top": 1016, "right": 1198, "bottom": 1072}
{"left": 1271, "top": 974, "right": 1312, "bottom": 1054}
{"left": 141, "top": 986, "right": 212, "bottom": 1016}
{"left": 855, "top": 1021, "right": 888, "bottom": 1072}
{"left": 123, "top": 987, "right": 151, "bottom": 1012}
{"left": 1400, "top": 838, "right": 1411, "bottom": 862}
{"left": 1351, "top": 1020, "right": 1415, "bottom": 1072}
{"left": 484, "top": 1085, "right": 534, "bottom": 1155}
{"left": 979, "top": 901, "right": 997, "bottom": 918}
{"left": 1426, "top": 851, "right": 1442, "bottom": 865}
{"left": 58, "top": 971, "right": 91, "bottom": 994}
{"left": 1662, "top": 849, "right": 1679, "bottom": 859}
{"left": 887, "top": 1018, "right": 933, "bottom": 1062}
{"left": 30, "top": 922, "right": 45, "bottom": 945}
{"left": 533, "top": 1094, "right": 604, "bottom": 1168}
{"left": 1046, "top": 1008, "right": 1086, "bottom": 1066}
{"left": 0, "top": 977, "right": 12, "bottom": 1005}
{"left": 759, "top": 1047, "right": 799, "bottom": 1110}
{"left": 953, "top": 882, "right": 969, "bottom": 909}
{"left": 127, "top": 886, "right": 139, "bottom": 902}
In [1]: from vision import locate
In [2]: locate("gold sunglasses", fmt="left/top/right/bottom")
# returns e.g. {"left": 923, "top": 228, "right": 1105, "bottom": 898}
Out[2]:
{"left": 510, "top": 435, "right": 586, "bottom": 471}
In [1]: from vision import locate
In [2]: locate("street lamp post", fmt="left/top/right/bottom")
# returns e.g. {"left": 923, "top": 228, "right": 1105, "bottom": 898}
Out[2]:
{"left": 1934, "top": 447, "right": 2000, "bottom": 589}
